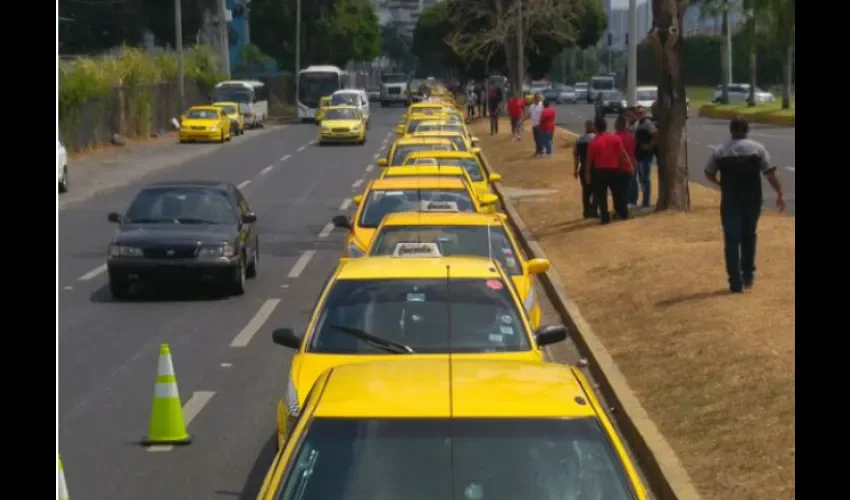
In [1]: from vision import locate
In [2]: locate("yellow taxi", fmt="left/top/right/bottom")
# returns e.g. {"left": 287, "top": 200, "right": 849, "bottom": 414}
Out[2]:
{"left": 314, "top": 96, "right": 332, "bottom": 124}
{"left": 267, "top": 255, "right": 569, "bottom": 446}
{"left": 258, "top": 358, "right": 648, "bottom": 500}
{"left": 395, "top": 112, "right": 451, "bottom": 137}
{"left": 366, "top": 211, "right": 549, "bottom": 327}
{"left": 317, "top": 106, "right": 367, "bottom": 145}
{"left": 178, "top": 105, "right": 232, "bottom": 143}
{"left": 211, "top": 101, "right": 245, "bottom": 136}
{"left": 407, "top": 101, "right": 465, "bottom": 120}
{"left": 403, "top": 151, "right": 500, "bottom": 197}
{"left": 410, "top": 129, "right": 480, "bottom": 153}
{"left": 331, "top": 177, "right": 498, "bottom": 257}
{"left": 412, "top": 119, "right": 473, "bottom": 141}
{"left": 379, "top": 136, "right": 458, "bottom": 167}
{"left": 379, "top": 164, "right": 476, "bottom": 188}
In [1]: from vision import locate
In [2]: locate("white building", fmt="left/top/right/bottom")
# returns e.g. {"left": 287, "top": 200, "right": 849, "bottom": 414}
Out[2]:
{"left": 372, "top": 0, "right": 440, "bottom": 38}
{"left": 602, "top": 0, "right": 654, "bottom": 51}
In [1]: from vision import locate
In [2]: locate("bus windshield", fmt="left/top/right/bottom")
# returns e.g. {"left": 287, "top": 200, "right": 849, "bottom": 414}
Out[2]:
{"left": 212, "top": 88, "right": 252, "bottom": 104}
{"left": 591, "top": 78, "right": 615, "bottom": 91}
{"left": 299, "top": 72, "right": 342, "bottom": 108}
{"left": 382, "top": 74, "right": 408, "bottom": 84}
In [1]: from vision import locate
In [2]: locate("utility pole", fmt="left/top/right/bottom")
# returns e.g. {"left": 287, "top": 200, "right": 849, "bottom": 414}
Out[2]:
{"left": 626, "top": 0, "right": 637, "bottom": 106}
{"left": 175, "top": 0, "right": 185, "bottom": 109}
{"left": 516, "top": 0, "right": 523, "bottom": 93}
{"left": 217, "top": 0, "right": 231, "bottom": 77}
{"left": 295, "top": 0, "right": 302, "bottom": 102}
{"left": 719, "top": 0, "right": 730, "bottom": 102}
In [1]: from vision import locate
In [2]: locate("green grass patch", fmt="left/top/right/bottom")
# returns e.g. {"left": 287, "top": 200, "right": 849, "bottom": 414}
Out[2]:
{"left": 687, "top": 86, "right": 794, "bottom": 119}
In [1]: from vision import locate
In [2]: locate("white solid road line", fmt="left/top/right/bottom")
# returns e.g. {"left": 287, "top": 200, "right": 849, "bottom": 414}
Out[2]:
{"left": 146, "top": 391, "right": 216, "bottom": 452}
{"left": 373, "top": 153, "right": 381, "bottom": 160}
{"left": 318, "top": 222, "right": 335, "bottom": 238}
{"left": 280, "top": 154, "right": 292, "bottom": 162}
{"left": 260, "top": 165, "right": 274, "bottom": 175}
{"left": 230, "top": 299, "right": 281, "bottom": 347}
{"left": 78, "top": 264, "right": 107, "bottom": 281}
{"left": 339, "top": 198, "right": 353, "bottom": 211}
{"left": 365, "top": 164, "right": 374, "bottom": 172}
{"left": 352, "top": 179, "right": 364, "bottom": 188}
{"left": 288, "top": 250, "right": 316, "bottom": 278}
{"left": 237, "top": 180, "right": 251, "bottom": 189}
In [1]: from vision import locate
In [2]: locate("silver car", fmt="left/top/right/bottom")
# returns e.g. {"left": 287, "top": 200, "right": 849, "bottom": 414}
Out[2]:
{"left": 558, "top": 84, "right": 577, "bottom": 104}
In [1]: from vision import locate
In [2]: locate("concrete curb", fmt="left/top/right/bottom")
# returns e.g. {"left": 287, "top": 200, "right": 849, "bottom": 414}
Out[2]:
{"left": 697, "top": 105, "right": 794, "bottom": 127}
{"left": 480, "top": 144, "right": 702, "bottom": 500}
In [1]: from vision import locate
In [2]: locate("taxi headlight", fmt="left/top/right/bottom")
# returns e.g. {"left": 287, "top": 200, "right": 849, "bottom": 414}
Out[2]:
{"left": 285, "top": 376, "right": 300, "bottom": 418}
{"left": 109, "top": 244, "right": 143, "bottom": 257}
{"left": 197, "top": 243, "right": 235, "bottom": 258}
{"left": 351, "top": 125, "right": 361, "bottom": 132}
{"left": 348, "top": 242, "right": 365, "bottom": 258}
{"left": 209, "top": 125, "right": 218, "bottom": 131}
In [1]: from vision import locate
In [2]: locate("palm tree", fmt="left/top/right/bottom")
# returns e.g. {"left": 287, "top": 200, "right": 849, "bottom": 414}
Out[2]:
{"left": 761, "top": 0, "right": 794, "bottom": 109}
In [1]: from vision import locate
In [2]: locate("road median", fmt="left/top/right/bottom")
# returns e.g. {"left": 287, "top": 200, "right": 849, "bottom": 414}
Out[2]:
{"left": 471, "top": 117, "right": 794, "bottom": 499}
{"left": 697, "top": 104, "right": 794, "bottom": 127}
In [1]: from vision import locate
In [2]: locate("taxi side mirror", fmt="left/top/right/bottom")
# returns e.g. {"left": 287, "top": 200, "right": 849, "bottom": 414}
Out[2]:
{"left": 272, "top": 328, "right": 302, "bottom": 349}
{"left": 534, "top": 324, "right": 568, "bottom": 347}
{"left": 353, "top": 195, "right": 363, "bottom": 205}
{"left": 470, "top": 136, "right": 480, "bottom": 145}
{"left": 478, "top": 194, "right": 499, "bottom": 206}
{"left": 332, "top": 215, "right": 352, "bottom": 229}
{"left": 107, "top": 212, "right": 122, "bottom": 223}
{"left": 377, "top": 158, "right": 388, "bottom": 167}
{"left": 471, "top": 147, "right": 482, "bottom": 154}
{"left": 488, "top": 173, "right": 502, "bottom": 183}
{"left": 395, "top": 125, "right": 405, "bottom": 134}
{"left": 526, "top": 258, "right": 550, "bottom": 275}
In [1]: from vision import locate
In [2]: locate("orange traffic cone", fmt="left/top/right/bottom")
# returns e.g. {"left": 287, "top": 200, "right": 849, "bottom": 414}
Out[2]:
{"left": 142, "top": 343, "right": 191, "bottom": 446}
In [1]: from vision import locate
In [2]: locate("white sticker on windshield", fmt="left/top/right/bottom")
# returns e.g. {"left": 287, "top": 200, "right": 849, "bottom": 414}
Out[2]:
{"left": 500, "top": 325, "right": 514, "bottom": 335}
{"left": 501, "top": 315, "right": 513, "bottom": 324}
{"left": 407, "top": 292, "right": 426, "bottom": 302}
{"left": 384, "top": 191, "right": 404, "bottom": 196}
{"left": 488, "top": 334, "right": 503, "bottom": 343}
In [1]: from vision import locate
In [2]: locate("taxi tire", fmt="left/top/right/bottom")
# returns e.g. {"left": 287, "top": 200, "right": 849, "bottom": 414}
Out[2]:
{"left": 219, "top": 130, "right": 225, "bottom": 143}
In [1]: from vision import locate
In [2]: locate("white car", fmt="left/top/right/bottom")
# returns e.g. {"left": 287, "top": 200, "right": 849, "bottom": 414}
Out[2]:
{"left": 557, "top": 84, "right": 577, "bottom": 104}
{"left": 574, "top": 82, "right": 589, "bottom": 102}
{"left": 330, "top": 89, "right": 371, "bottom": 125}
{"left": 57, "top": 139, "right": 68, "bottom": 193}
{"left": 712, "top": 83, "right": 775, "bottom": 104}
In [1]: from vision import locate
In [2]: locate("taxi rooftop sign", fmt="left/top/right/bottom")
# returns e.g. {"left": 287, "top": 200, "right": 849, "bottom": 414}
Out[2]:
{"left": 392, "top": 242, "right": 443, "bottom": 257}
{"left": 420, "top": 200, "right": 459, "bottom": 212}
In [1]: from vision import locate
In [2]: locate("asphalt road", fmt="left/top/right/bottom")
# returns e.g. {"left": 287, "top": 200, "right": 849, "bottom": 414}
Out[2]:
{"left": 555, "top": 103, "right": 796, "bottom": 214}
{"left": 58, "top": 106, "right": 651, "bottom": 499}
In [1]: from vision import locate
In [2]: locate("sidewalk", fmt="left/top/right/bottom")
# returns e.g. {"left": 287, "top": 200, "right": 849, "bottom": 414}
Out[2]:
{"left": 473, "top": 118, "right": 794, "bottom": 500}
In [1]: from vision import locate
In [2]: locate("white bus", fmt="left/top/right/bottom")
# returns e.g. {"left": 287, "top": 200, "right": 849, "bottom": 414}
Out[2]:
{"left": 588, "top": 75, "right": 616, "bottom": 103}
{"left": 212, "top": 80, "right": 269, "bottom": 128}
{"left": 297, "top": 65, "right": 348, "bottom": 121}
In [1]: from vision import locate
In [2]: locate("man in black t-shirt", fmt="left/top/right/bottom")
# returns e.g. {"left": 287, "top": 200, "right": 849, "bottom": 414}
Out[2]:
{"left": 633, "top": 106, "right": 657, "bottom": 208}
{"left": 573, "top": 120, "right": 597, "bottom": 218}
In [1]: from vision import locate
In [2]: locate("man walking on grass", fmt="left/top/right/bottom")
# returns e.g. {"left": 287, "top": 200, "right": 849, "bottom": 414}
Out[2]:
{"left": 488, "top": 83, "right": 503, "bottom": 134}
{"left": 573, "top": 120, "right": 597, "bottom": 218}
{"left": 614, "top": 115, "right": 638, "bottom": 209}
{"left": 528, "top": 94, "right": 543, "bottom": 156}
{"left": 634, "top": 106, "right": 658, "bottom": 208}
{"left": 704, "top": 116, "right": 785, "bottom": 293}
{"left": 507, "top": 91, "right": 525, "bottom": 140}
{"left": 586, "top": 117, "right": 633, "bottom": 224}
{"left": 538, "top": 101, "right": 556, "bottom": 156}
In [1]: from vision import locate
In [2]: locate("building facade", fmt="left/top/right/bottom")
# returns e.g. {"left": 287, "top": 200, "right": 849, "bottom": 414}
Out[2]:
{"left": 602, "top": 0, "right": 654, "bottom": 51}
{"left": 682, "top": 0, "right": 745, "bottom": 37}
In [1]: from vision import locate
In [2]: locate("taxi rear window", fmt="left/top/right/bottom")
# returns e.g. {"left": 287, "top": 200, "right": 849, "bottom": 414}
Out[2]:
{"left": 390, "top": 143, "right": 455, "bottom": 165}
{"left": 370, "top": 225, "right": 522, "bottom": 276}
{"left": 404, "top": 157, "right": 482, "bottom": 181}
{"left": 275, "top": 417, "right": 636, "bottom": 500}
{"left": 359, "top": 189, "right": 475, "bottom": 227}
{"left": 308, "top": 278, "right": 530, "bottom": 354}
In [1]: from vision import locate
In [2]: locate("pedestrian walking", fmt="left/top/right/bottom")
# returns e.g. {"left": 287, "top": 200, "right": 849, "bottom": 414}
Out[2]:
{"left": 466, "top": 88, "right": 478, "bottom": 121}
{"left": 539, "top": 101, "right": 556, "bottom": 156}
{"left": 488, "top": 83, "right": 503, "bottom": 135}
{"left": 703, "top": 116, "right": 785, "bottom": 293}
{"left": 507, "top": 91, "right": 525, "bottom": 140}
{"left": 573, "top": 120, "right": 597, "bottom": 218}
{"left": 528, "top": 94, "right": 544, "bottom": 156}
{"left": 614, "top": 115, "right": 639, "bottom": 208}
{"left": 586, "top": 117, "right": 632, "bottom": 224}
{"left": 634, "top": 106, "right": 658, "bottom": 208}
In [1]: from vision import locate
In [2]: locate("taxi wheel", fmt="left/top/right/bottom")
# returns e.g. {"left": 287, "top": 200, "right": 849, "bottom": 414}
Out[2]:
{"left": 219, "top": 130, "right": 226, "bottom": 143}
{"left": 226, "top": 130, "right": 232, "bottom": 141}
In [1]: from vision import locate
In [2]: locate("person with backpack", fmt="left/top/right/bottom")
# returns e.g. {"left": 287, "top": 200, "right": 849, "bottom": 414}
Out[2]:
{"left": 634, "top": 105, "right": 658, "bottom": 208}
{"left": 488, "top": 83, "right": 503, "bottom": 135}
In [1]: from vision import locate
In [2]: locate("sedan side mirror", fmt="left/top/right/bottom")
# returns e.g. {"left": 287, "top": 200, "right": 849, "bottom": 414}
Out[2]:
{"left": 478, "top": 194, "right": 499, "bottom": 206}
{"left": 534, "top": 324, "right": 568, "bottom": 347}
{"left": 332, "top": 215, "right": 352, "bottom": 229}
{"left": 241, "top": 212, "right": 257, "bottom": 223}
{"left": 471, "top": 147, "right": 482, "bottom": 154}
{"left": 272, "top": 328, "right": 302, "bottom": 349}
{"left": 526, "top": 258, "right": 550, "bottom": 275}
{"left": 395, "top": 125, "right": 405, "bottom": 135}
{"left": 107, "top": 212, "right": 122, "bottom": 223}
{"left": 377, "top": 158, "right": 388, "bottom": 168}
{"left": 488, "top": 173, "right": 502, "bottom": 183}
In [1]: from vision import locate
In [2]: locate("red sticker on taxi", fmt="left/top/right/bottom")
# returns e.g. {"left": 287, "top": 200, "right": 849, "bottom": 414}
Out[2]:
{"left": 486, "top": 279, "right": 504, "bottom": 290}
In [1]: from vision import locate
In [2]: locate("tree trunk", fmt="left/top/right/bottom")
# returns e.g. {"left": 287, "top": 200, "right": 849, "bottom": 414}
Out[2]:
{"left": 747, "top": 19, "right": 757, "bottom": 107}
{"left": 782, "top": 43, "right": 793, "bottom": 109}
{"left": 650, "top": 0, "right": 690, "bottom": 211}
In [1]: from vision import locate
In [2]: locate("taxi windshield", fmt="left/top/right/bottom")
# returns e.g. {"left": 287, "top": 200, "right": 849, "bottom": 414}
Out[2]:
{"left": 416, "top": 123, "right": 463, "bottom": 134}
{"left": 405, "top": 157, "right": 483, "bottom": 181}
{"left": 359, "top": 189, "right": 475, "bottom": 227}
{"left": 390, "top": 144, "right": 455, "bottom": 165}
{"left": 219, "top": 105, "right": 237, "bottom": 115}
{"left": 370, "top": 225, "right": 522, "bottom": 276}
{"left": 185, "top": 109, "right": 219, "bottom": 120}
{"left": 309, "top": 278, "right": 529, "bottom": 354}
{"left": 406, "top": 118, "right": 441, "bottom": 134}
{"left": 331, "top": 93, "right": 359, "bottom": 106}
{"left": 324, "top": 108, "right": 360, "bottom": 120}
{"left": 276, "top": 418, "right": 635, "bottom": 500}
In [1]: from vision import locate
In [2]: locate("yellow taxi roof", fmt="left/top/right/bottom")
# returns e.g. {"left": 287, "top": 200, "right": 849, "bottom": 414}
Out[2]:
{"left": 314, "top": 359, "right": 595, "bottom": 418}
{"left": 411, "top": 130, "right": 466, "bottom": 138}
{"left": 382, "top": 165, "right": 466, "bottom": 177}
{"left": 405, "top": 151, "right": 476, "bottom": 160}
{"left": 380, "top": 211, "right": 504, "bottom": 227}
{"left": 336, "top": 255, "right": 500, "bottom": 280}
{"left": 325, "top": 104, "right": 359, "bottom": 111}
{"left": 405, "top": 112, "right": 449, "bottom": 121}
{"left": 369, "top": 177, "right": 468, "bottom": 190}
{"left": 393, "top": 137, "right": 455, "bottom": 145}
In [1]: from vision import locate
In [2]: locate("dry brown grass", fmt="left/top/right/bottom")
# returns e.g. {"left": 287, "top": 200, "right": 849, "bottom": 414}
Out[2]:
{"left": 68, "top": 132, "right": 176, "bottom": 164}
{"left": 471, "top": 118, "right": 795, "bottom": 499}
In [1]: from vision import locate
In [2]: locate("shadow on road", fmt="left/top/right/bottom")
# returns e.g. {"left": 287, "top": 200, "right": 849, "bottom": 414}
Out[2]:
{"left": 89, "top": 282, "right": 231, "bottom": 303}
{"left": 213, "top": 434, "right": 278, "bottom": 498}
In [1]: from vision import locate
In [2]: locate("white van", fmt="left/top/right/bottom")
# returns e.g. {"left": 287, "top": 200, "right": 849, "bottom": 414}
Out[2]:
{"left": 329, "top": 89, "right": 371, "bottom": 125}
{"left": 212, "top": 80, "right": 269, "bottom": 128}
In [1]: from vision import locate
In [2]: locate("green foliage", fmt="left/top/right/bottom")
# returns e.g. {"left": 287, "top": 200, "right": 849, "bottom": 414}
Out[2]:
{"left": 235, "top": 44, "right": 274, "bottom": 78}
{"left": 636, "top": 34, "right": 792, "bottom": 86}
{"left": 326, "top": 0, "right": 382, "bottom": 65}
{"left": 573, "top": 0, "right": 607, "bottom": 49}
{"left": 412, "top": 2, "right": 463, "bottom": 77}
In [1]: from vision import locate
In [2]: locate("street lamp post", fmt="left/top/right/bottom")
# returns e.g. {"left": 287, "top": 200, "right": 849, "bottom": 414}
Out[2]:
{"left": 626, "top": 0, "right": 637, "bottom": 106}
{"left": 175, "top": 0, "right": 185, "bottom": 109}
{"left": 295, "top": 0, "right": 302, "bottom": 108}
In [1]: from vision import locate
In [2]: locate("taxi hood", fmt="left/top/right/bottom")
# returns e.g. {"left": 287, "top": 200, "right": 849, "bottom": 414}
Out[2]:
{"left": 181, "top": 118, "right": 218, "bottom": 127}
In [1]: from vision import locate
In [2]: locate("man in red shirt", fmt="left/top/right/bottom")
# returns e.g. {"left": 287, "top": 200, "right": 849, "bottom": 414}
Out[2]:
{"left": 586, "top": 117, "right": 633, "bottom": 223}
{"left": 614, "top": 115, "right": 638, "bottom": 208}
{"left": 507, "top": 91, "right": 525, "bottom": 140}
{"left": 538, "top": 101, "right": 556, "bottom": 156}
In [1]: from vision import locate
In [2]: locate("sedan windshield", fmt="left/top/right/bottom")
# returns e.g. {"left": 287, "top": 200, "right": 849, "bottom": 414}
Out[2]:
{"left": 390, "top": 143, "right": 455, "bottom": 165}
{"left": 359, "top": 189, "right": 475, "bottom": 227}
{"left": 124, "top": 187, "right": 238, "bottom": 225}
{"left": 308, "top": 278, "right": 529, "bottom": 354}
{"left": 276, "top": 418, "right": 635, "bottom": 500}
{"left": 324, "top": 108, "right": 360, "bottom": 120}
{"left": 331, "top": 93, "right": 359, "bottom": 106}
{"left": 370, "top": 225, "right": 522, "bottom": 276}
